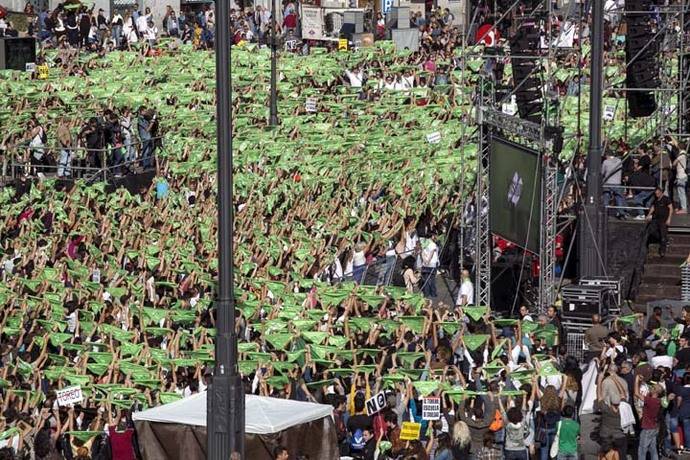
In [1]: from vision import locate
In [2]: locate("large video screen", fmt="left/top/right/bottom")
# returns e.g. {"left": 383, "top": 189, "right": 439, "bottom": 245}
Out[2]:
{"left": 489, "top": 137, "right": 542, "bottom": 253}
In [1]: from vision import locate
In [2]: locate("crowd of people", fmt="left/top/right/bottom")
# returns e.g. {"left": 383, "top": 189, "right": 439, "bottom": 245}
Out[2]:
{"left": 2, "top": 106, "right": 160, "bottom": 179}
{"left": 0, "top": 0, "right": 686, "bottom": 459}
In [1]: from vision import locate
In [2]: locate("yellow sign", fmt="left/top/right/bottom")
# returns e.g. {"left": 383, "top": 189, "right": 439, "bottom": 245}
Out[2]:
{"left": 37, "top": 65, "right": 49, "bottom": 80}
{"left": 399, "top": 421, "right": 421, "bottom": 441}
{"left": 338, "top": 38, "right": 348, "bottom": 51}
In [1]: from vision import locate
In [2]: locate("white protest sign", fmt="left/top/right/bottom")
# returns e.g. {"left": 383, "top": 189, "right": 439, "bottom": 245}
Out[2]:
{"left": 603, "top": 106, "right": 615, "bottom": 121}
{"left": 25, "top": 62, "right": 36, "bottom": 72}
{"left": 305, "top": 97, "right": 318, "bottom": 113}
{"left": 426, "top": 132, "right": 442, "bottom": 144}
{"left": 422, "top": 396, "right": 441, "bottom": 420}
{"left": 366, "top": 391, "right": 387, "bottom": 415}
{"left": 56, "top": 386, "right": 84, "bottom": 407}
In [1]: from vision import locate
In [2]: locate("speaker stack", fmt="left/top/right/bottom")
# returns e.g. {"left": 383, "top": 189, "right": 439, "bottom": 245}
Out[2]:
{"left": 0, "top": 37, "right": 36, "bottom": 71}
{"left": 509, "top": 24, "right": 543, "bottom": 123}
{"left": 388, "top": 6, "right": 419, "bottom": 51}
{"left": 625, "top": 0, "right": 659, "bottom": 117}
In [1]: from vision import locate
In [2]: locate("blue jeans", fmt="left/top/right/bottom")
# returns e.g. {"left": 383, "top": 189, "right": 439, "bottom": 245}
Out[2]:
{"left": 631, "top": 190, "right": 653, "bottom": 216}
{"left": 123, "top": 136, "right": 136, "bottom": 163}
{"left": 352, "top": 264, "right": 366, "bottom": 284}
{"left": 639, "top": 428, "right": 659, "bottom": 460}
{"left": 539, "top": 428, "right": 556, "bottom": 460}
{"left": 58, "top": 149, "right": 72, "bottom": 177}
{"left": 140, "top": 137, "right": 154, "bottom": 168}
{"left": 421, "top": 267, "right": 437, "bottom": 298}
{"left": 676, "top": 177, "right": 687, "bottom": 210}
{"left": 603, "top": 186, "right": 626, "bottom": 214}
{"left": 682, "top": 416, "right": 690, "bottom": 449}
{"left": 112, "top": 25, "right": 122, "bottom": 47}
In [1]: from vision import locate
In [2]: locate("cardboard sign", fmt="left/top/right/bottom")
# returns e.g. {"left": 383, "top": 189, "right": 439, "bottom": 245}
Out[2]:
{"left": 604, "top": 105, "right": 615, "bottom": 121}
{"left": 56, "top": 386, "right": 84, "bottom": 407}
{"left": 338, "top": 38, "right": 348, "bottom": 51}
{"left": 366, "top": 391, "right": 387, "bottom": 415}
{"left": 37, "top": 65, "right": 49, "bottom": 80}
{"left": 25, "top": 62, "right": 36, "bottom": 72}
{"left": 305, "top": 97, "right": 318, "bottom": 113}
{"left": 426, "top": 132, "right": 441, "bottom": 144}
{"left": 400, "top": 421, "right": 421, "bottom": 440}
{"left": 422, "top": 396, "right": 441, "bottom": 420}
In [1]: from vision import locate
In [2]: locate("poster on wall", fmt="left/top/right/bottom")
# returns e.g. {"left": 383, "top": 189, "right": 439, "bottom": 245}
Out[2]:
{"left": 301, "top": 5, "right": 325, "bottom": 40}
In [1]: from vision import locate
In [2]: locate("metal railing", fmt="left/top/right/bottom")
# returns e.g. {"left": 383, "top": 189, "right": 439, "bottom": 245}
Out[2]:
{"left": 1, "top": 136, "right": 162, "bottom": 184}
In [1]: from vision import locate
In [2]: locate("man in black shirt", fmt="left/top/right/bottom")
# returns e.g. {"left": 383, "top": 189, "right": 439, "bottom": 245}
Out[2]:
{"left": 646, "top": 187, "right": 673, "bottom": 256}
{"left": 674, "top": 335, "right": 690, "bottom": 371}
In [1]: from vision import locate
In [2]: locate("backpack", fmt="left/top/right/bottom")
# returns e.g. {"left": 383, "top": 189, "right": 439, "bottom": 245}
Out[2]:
{"left": 350, "top": 428, "right": 366, "bottom": 452}
{"left": 489, "top": 409, "right": 504, "bottom": 431}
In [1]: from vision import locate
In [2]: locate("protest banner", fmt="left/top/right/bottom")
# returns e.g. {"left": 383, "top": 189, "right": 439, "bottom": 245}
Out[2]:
{"left": 57, "top": 386, "right": 84, "bottom": 407}
{"left": 400, "top": 421, "right": 421, "bottom": 440}
{"left": 422, "top": 396, "right": 441, "bottom": 420}
{"left": 366, "top": 391, "right": 387, "bottom": 415}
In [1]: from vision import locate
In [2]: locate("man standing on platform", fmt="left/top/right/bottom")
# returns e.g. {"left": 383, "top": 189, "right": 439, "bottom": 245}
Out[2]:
{"left": 646, "top": 187, "right": 673, "bottom": 257}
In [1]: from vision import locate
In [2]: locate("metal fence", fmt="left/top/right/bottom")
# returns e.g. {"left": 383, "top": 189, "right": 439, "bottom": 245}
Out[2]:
{"left": 682, "top": 263, "right": 690, "bottom": 302}
{"left": 1, "top": 136, "right": 162, "bottom": 184}
{"left": 565, "top": 331, "right": 585, "bottom": 362}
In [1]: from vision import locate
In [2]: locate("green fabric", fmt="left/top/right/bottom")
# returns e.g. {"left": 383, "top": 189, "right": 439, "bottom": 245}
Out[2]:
{"left": 265, "top": 332, "right": 293, "bottom": 350}
{"left": 463, "top": 306, "right": 488, "bottom": 322}
{"left": 558, "top": 419, "right": 580, "bottom": 454}
{"left": 463, "top": 334, "right": 490, "bottom": 351}
{"left": 412, "top": 380, "right": 439, "bottom": 396}
{"left": 399, "top": 316, "right": 426, "bottom": 334}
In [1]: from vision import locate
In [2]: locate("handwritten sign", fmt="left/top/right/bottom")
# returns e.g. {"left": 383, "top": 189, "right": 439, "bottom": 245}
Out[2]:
{"left": 366, "top": 391, "right": 386, "bottom": 415}
{"left": 56, "top": 386, "right": 84, "bottom": 407}
{"left": 37, "top": 65, "right": 49, "bottom": 80}
{"left": 400, "top": 421, "right": 421, "bottom": 440}
{"left": 422, "top": 396, "right": 441, "bottom": 420}
{"left": 305, "top": 97, "right": 318, "bottom": 113}
{"left": 338, "top": 38, "right": 348, "bottom": 51}
{"left": 426, "top": 132, "right": 441, "bottom": 144}
{"left": 25, "top": 62, "right": 36, "bottom": 72}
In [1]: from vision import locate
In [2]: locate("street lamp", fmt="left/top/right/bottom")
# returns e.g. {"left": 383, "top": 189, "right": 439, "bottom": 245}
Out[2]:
{"left": 207, "top": 0, "right": 245, "bottom": 458}
{"left": 270, "top": 0, "right": 279, "bottom": 126}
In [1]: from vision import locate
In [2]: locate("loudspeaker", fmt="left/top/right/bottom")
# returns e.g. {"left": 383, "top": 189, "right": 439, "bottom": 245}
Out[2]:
{"left": 388, "top": 6, "right": 410, "bottom": 29}
{"left": 625, "top": 0, "right": 659, "bottom": 118}
{"left": 509, "top": 24, "right": 543, "bottom": 123}
{"left": 340, "top": 23, "right": 357, "bottom": 39}
{"left": 392, "top": 28, "right": 419, "bottom": 51}
{"left": 0, "top": 37, "right": 36, "bottom": 71}
{"left": 343, "top": 10, "right": 364, "bottom": 33}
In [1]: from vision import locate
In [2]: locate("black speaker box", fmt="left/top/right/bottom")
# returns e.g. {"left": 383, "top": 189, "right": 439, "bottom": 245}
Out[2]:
{"left": 0, "top": 37, "right": 36, "bottom": 71}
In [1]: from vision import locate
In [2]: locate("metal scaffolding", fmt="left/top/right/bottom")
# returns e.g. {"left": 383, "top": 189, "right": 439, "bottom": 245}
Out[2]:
{"left": 474, "top": 80, "right": 494, "bottom": 309}
{"left": 539, "top": 161, "right": 559, "bottom": 312}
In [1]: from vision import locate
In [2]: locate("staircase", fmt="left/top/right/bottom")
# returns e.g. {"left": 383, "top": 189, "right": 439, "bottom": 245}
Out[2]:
{"left": 635, "top": 231, "right": 690, "bottom": 307}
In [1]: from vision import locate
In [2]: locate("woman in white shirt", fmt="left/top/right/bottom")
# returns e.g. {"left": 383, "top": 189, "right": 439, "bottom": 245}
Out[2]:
{"left": 673, "top": 149, "right": 688, "bottom": 213}
{"left": 352, "top": 242, "right": 367, "bottom": 284}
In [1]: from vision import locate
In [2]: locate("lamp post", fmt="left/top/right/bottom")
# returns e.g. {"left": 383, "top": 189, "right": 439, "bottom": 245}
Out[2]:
{"left": 207, "top": 0, "right": 245, "bottom": 458}
{"left": 270, "top": 0, "right": 279, "bottom": 126}
{"left": 579, "top": 0, "right": 606, "bottom": 277}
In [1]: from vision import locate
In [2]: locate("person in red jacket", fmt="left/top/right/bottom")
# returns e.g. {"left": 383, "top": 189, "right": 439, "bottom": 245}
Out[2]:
{"left": 108, "top": 409, "right": 137, "bottom": 460}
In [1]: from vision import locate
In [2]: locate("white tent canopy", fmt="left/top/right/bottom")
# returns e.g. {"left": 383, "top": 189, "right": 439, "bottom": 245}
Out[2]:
{"left": 133, "top": 392, "right": 334, "bottom": 434}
